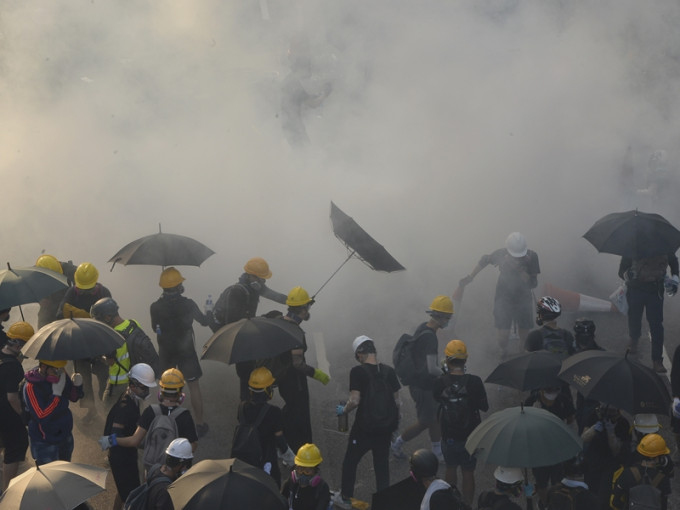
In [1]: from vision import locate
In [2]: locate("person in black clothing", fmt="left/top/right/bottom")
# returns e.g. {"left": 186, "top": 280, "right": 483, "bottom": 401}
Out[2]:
{"left": 281, "top": 443, "right": 331, "bottom": 510}
{"left": 524, "top": 297, "right": 575, "bottom": 359}
{"left": 333, "top": 336, "right": 400, "bottom": 509}
{"left": 546, "top": 454, "right": 598, "bottom": 509}
{"left": 433, "top": 339, "right": 488, "bottom": 506}
{"left": 618, "top": 252, "right": 679, "bottom": 373}
{"left": 0, "top": 321, "right": 32, "bottom": 490}
{"left": 144, "top": 438, "right": 194, "bottom": 510}
{"left": 150, "top": 267, "right": 211, "bottom": 437}
{"left": 212, "top": 257, "right": 286, "bottom": 401}
{"left": 571, "top": 318, "right": 604, "bottom": 434}
{"left": 100, "top": 363, "right": 157, "bottom": 510}
{"left": 408, "top": 449, "right": 467, "bottom": 510}
{"left": 477, "top": 466, "right": 523, "bottom": 510}
{"left": 0, "top": 308, "right": 10, "bottom": 350}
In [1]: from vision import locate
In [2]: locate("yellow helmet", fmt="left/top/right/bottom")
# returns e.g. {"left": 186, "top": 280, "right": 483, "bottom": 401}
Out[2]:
{"left": 35, "top": 254, "right": 63, "bottom": 274}
{"left": 636, "top": 433, "right": 670, "bottom": 458}
{"left": 41, "top": 360, "right": 67, "bottom": 368}
{"left": 294, "top": 443, "right": 323, "bottom": 467}
{"left": 248, "top": 367, "right": 275, "bottom": 389}
{"left": 159, "top": 368, "right": 185, "bottom": 392}
{"left": 159, "top": 267, "right": 185, "bottom": 289}
{"left": 445, "top": 339, "right": 468, "bottom": 360}
{"left": 7, "top": 321, "right": 34, "bottom": 342}
{"left": 286, "top": 286, "right": 312, "bottom": 307}
{"left": 243, "top": 257, "right": 272, "bottom": 279}
{"left": 429, "top": 295, "right": 453, "bottom": 314}
{"left": 74, "top": 262, "right": 99, "bottom": 290}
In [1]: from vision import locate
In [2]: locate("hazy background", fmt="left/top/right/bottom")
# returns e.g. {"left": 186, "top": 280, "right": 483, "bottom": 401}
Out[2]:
{"left": 3, "top": 0, "right": 680, "bottom": 375}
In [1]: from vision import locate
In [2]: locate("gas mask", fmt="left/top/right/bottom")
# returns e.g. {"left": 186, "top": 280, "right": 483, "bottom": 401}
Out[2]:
{"left": 45, "top": 369, "right": 63, "bottom": 384}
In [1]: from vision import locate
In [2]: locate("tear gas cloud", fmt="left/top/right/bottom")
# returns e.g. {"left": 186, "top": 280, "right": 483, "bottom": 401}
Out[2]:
{"left": 2, "top": 0, "right": 680, "bottom": 372}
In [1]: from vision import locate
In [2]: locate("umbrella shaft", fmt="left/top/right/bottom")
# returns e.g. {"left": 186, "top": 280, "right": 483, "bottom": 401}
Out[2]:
{"left": 312, "top": 250, "right": 356, "bottom": 299}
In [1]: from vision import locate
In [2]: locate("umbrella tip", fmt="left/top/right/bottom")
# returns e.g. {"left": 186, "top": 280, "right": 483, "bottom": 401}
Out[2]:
{"left": 6, "top": 262, "right": 10, "bottom": 270}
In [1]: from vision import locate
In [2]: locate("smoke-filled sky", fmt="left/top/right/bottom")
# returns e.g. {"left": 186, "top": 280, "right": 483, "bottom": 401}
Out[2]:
{"left": 3, "top": 0, "right": 680, "bottom": 369}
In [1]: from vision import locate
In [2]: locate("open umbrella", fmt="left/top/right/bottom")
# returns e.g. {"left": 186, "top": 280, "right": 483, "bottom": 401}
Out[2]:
{"left": 108, "top": 224, "right": 214, "bottom": 270}
{"left": 167, "top": 458, "right": 287, "bottom": 510}
{"left": 583, "top": 210, "right": 680, "bottom": 258}
{"left": 558, "top": 350, "right": 671, "bottom": 415}
{"left": 22, "top": 318, "right": 124, "bottom": 360}
{"left": 0, "top": 263, "right": 69, "bottom": 318}
{"left": 0, "top": 460, "right": 107, "bottom": 510}
{"left": 313, "top": 202, "right": 405, "bottom": 298}
{"left": 465, "top": 405, "right": 582, "bottom": 468}
{"left": 485, "top": 351, "right": 563, "bottom": 391}
{"left": 202, "top": 317, "right": 304, "bottom": 364}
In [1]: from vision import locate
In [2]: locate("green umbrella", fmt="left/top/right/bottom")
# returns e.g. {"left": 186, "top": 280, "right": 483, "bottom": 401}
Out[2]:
{"left": 465, "top": 405, "right": 582, "bottom": 468}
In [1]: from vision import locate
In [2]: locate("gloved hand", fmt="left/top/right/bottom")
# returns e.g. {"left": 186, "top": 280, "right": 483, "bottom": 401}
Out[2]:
{"left": 98, "top": 434, "right": 117, "bottom": 450}
{"left": 667, "top": 275, "right": 679, "bottom": 296}
{"left": 71, "top": 373, "right": 83, "bottom": 386}
{"left": 313, "top": 369, "right": 330, "bottom": 385}
{"left": 459, "top": 275, "right": 473, "bottom": 287}
{"left": 523, "top": 482, "right": 534, "bottom": 497}
{"left": 281, "top": 447, "right": 295, "bottom": 467}
{"left": 52, "top": 372, "right": 67, "bottom": 396}
{"left": 592, "top": 421, "right": 604, "bottom": 433}
{"left": 336, "top": 404, "right": 346, "bottom": 416}
{"left": 672, "top": 397, "right": 680, "bottom": 419}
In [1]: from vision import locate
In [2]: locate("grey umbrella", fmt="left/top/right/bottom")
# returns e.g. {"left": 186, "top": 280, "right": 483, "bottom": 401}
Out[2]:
{"left": 0, "top": 263, "right": 69, "bottom": 316}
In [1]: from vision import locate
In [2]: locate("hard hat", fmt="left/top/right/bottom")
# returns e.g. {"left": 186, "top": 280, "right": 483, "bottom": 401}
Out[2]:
{"left": 634, "top": 414, "right": 660, "bottom": 435}
{"left": 74, "top": 262, "right": 99, "bottom": 290}
{"left": 7, "top": 321, "right": 34, "bottom": 342}
{"left": 573, "top": 318, "right": 596, "bottom": 336}
{"left": 159, "top": 368, "right": 185, "bottom": 392}
{"left": 444, "top": 339, "right": 468, "bottom": 360}
{"left": 159, "top": 267, "right": 185, "bottom": 289}
{"left": 248, "top": 367, "right": 275, "bottom": 389}
{"left": 286, "top": 286, "right": 312, "bottom": 307}
{"left": 243, "top": 257, "right": 272, "bottom": 279}
{"left": 494, "top": 466, "right": 523, "bottom": 485}
{"left": 505, "top": 232, "right": 528, "bottom": 258}
{"left": 409, "top": 449, "right": 438, "bottom": 480}
{"left": 636, "top": 433, "right": 670, "bottom": 458}
{"left": 35, "top": 254, "right": 63, "bottom": 274}
{"left": 352, "top": 335, "right": 373, "bottom": 354}
{"left": 41, "top": 360, "right": 68, "bottom": 368}
{"left": 166, "top": 438, "right": 193, "bottom": 460}
{"left": 129, "top": 363, "right": 158, "bottom": 387}
{"left": 294, "top": 443, "right": 323, "bottom": 467}
{"left": 90, "top": 298, "right": 119, "bottom": 321}
{"left": 429, "top": 295, "right": 453, "bottom": 314}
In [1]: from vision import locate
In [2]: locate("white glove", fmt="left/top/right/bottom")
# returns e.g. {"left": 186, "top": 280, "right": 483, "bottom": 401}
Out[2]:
{"left": 281, "top": 447, "right": 295, "bottom": 467}
{"left": 673, "top": 397, "right": 680, "bottom": 419}
{"left": 71, "top": 373, "right": 83, "bottom": 386}
{"left": 52, "top": 372, "right": 67, "bottom": 396}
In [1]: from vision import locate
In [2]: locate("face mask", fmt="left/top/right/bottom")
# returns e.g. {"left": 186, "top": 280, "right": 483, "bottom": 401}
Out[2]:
{"left": 249, "top": 280, "right": 262, "bottom": 292}
{"left": 543, "top": 391, "right": 559, "bottom": 401}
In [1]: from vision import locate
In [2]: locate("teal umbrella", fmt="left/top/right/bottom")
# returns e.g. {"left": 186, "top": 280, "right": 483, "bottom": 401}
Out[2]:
{"left": 465, "top": 405, "right": 582, "bottom": 468}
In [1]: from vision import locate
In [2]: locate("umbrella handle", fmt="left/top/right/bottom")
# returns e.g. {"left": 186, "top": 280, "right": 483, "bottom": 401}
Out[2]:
{"left": 311, "top": 250, "right": 356, "bottom": 300}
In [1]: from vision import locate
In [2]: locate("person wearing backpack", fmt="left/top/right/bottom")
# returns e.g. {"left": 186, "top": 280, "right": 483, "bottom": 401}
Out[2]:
{"left": 91, "top": 298, "right": 160, "bottom": 409}
{"left": 477, "top": 466, "right": 524, "bottom": 510}
{"left": 281, "top": 443, "right": 331, "bottom": 510}
{"left": 524, "top": 297, "right": 575, "bottom": 359}
{"left": 98, "top": 363, "right": 157, "bottom": 510}
{"left": 571, "top": 319, "right": 604, "bottom": 434}
{"left": 333, "top": 335, "right": 401, "bottom": 509}
{"left": 545, "top": 454, "right": 598, "bottom": 509}
{"left": 231, "top": 367, "right": 295, "bottom": 486}
{"left": 611, "top": 434, "right": 672, "bottom": 510}
{"left": 391, "top": 296, "right": 453, "bottom": 463}
{"left": 433, "top": 339, "right": 488, "bottom": 506}
{"left": 106, "top": 368, "right": 198, "bottom": 473}
{"left": 0, "top": 321, "right": 32, "bottom": 490}
{"left": 409, "top": 449, "right": 469, "bottom": 510}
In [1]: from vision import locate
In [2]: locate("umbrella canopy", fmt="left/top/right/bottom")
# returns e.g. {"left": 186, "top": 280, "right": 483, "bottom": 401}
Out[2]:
{"left": 167, "top": 458, "right": 287, "bottom": 510}
{"left": 202, "top": 317, "right": 304, "bottom": 364}
{"left": 0, "top": 460, "right": 107, "bottom": 510}
{"left": 22, "top": 318, "right": 125, "bottom": 360}
{"left": 583, "top": 210, "right": 680, "bottom": 258}
{"left": 558, "top": 350, "right": 671, "bottom": 415}
{"left": 485, "top": 351, "right": 563, "bottom": 391}
{"left": 465, "top": 405, "right": 582, "bottom": 468}
{"left": 0, "top": 264, "right": 69, "bottom": 310}
{"left": 108, "top": 226, "right": 214, "bottom": 269}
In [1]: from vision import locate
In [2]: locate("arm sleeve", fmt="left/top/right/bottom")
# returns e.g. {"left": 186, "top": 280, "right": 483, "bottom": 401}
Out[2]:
{"left": 260, "top": 285, "right": 287, "bottom": 305}
{"left": 474, "top": 376, "right": 489, "bottom": 412}
{"left": 190, "top": 300, "right": 211, "bottom": 327}
{"left": 25, "top": 384, "right": 61, "bottom": 419}
{"left": 669, "top": 253, "right": 679, "bottom": 276}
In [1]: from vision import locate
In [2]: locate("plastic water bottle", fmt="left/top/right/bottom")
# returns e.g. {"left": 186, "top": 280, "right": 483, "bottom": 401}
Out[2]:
{"left": 338, "top": 401, "right": 348, "bottom": 432}
{"left": 155, "top": 324, "right": 161, "bottom": 336}
{"left": 205, "top": 294, "right": 214, "bottom": 313}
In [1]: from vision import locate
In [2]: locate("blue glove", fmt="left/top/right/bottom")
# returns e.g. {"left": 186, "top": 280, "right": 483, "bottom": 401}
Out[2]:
{"left": 336, "top": 404, "right": 346, "bottom": 416}
{"left": 592, "top": 421, "right": 604, "bottom": 433}
{"left": 523, "top": 482, "right": 534, "bottom": 497}
{"left": 98, "top": 434, "right": 117, "bottom": 451}
{"left": 673, "top": 398, "right": 680, "bottom": 419}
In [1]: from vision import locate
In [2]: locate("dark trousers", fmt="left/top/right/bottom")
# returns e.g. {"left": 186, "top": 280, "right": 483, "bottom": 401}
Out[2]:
{"left": 278, "top": 373, "right": 312, "bottom": 452}
{"left": 627, "top": 286, "right": 664, "bottom": 360}
{"left": 341, "top": 431, "right": 390, "bottom": 498}
{"left": 109, "top": 448, "right": 140, "bottom": 502}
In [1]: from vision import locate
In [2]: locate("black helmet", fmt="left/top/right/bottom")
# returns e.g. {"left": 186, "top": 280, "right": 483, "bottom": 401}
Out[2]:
{"left": 536, "top": 296, "right": 561, "bottom": 325}
{"left": 573, "top": 318, "right": 596, "bottom": 336}
{"left": 409, "top": 449, "right": 438, "bottom": 481}
{"left": 90, "top": 298, "right": 119, "bottom": 321}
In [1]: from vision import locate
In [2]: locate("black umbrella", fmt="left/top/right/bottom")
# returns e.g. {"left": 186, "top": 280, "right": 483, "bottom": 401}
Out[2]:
{"left": 0, "top": 264, "right": 69, "bottom": 319}
{"left": 167, "top": 458, "right": 287, "bottom": 510}
{"left": 314, "top": 202, "right": 405, "bottom": 298}
{"left": 201, "top": 317, "right": 304, "bottom": 364}
{"left": 22, "top": 318, "right": 125, "bottom": 360}
{"left": 583, "top": 210, "right": 680, "bottom": 259}
{"left": 558, "top": 350, "right": 671, "bottom": 415}
{"left": 485, "top": 351, "right": 563, "bottom": 391}
{"left": 108, "top": 224, "right": 214, "bottom": 270}
{"left": 371, "top": 477, "right": 425, "bottom": 510}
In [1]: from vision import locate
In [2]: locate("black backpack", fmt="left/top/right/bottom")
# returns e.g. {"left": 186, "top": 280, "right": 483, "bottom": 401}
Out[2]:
{"left": 359, "top": 364, "right": 399, "bottom": 434}
{"left": 547, "top": 484, "right": 587, "bottom": 510}
{"left": 231, "top": 402, "right": 269, "bottom": 467}
{"left": 123, "top": 465, "right": 171, "bottom": 510}
{"left": 628, "top": 467, "right": 663, "bottom": 510}
{"left": 393, "top": 333, "right": 419, "bottom": 386}
{"left": 438, "top": 375, "right": 475, "bottom": 436}
{"left": 540, "top": 327, "right": 570, "bottom": 358}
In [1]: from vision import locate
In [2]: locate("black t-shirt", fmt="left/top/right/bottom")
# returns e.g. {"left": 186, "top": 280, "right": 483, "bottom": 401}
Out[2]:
{"left": 58, "top": 284, "right": 112, "bottom": 318}
{"left": 281, "top": 478, "right": 331, "bottom": 510}
{"left": 139, "top": 404, "right": 198, "bottom": 444}
{"left": 477, "top": 491, "right": 522, "bottom": 510}
{"left": 525, "top": 326, "right": 575, "bottom": 358}
{"left": 433, "top": 372, "right": 489, "bottom": 440}
{"left": 524, "top": 391, "right": 575, "bottom": 422}
{"left": 0, "top": 352, "right": 23, "bottom": 406}
{"left": 410, "top": 323, "right": 438, "bottom": 389}
{"left": 240, "top": 401, "right": 283, "bottom": 460}
{"left": 349, "top": 363, "right": 400, "bottom": 435}
{"left": 481, "top": 248, "right": 540, "bottom": 299}
{"left": 105, "top": 393, "right": 140, "bottom": 437}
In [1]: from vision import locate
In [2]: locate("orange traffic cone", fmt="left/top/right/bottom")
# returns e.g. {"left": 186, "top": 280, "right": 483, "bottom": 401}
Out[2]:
{"left": 543, "top": 283, "right": 618, "bottom": 313}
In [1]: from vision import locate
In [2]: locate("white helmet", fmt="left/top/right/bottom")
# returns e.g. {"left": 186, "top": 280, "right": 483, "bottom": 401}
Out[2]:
{"left": 352, "top": 335, "right": 373, "bottom": 354}
{"left": 633, "top": 414, "right": 660, "bottom": 435}
{"left": 128, "top": 363, "right": 157, "bottom": 388}
{"left": 494, "top": 466, "right": 523, "bottom": 484}
{"left": 505, "top": 232, "right": 528, "bottom": 258}
{"left": 166, "top": 438, "right": 193, "bottom": 460}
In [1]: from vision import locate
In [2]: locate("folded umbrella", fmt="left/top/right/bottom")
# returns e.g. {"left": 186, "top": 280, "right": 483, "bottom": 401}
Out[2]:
{"left": 0, "top": 263, "right": 69, "bottom": 310}
{"left": 485, "top": 351, "right": 563, "bottom": 391}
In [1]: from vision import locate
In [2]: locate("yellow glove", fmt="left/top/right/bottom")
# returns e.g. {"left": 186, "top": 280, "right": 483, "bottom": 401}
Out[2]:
{"left": 313, "top": 369, "right": 330, "bottom": 385}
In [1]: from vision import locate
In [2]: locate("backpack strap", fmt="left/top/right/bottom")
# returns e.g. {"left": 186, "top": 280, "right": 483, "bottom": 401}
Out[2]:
{"left": 630, "top": 466, "right": 642, "bottom": 484}
{"left": 252, "top": 403, "right": 270, "bottom": 428}
{"left": 169, "top": 406, "right": 187, "bottom": 420}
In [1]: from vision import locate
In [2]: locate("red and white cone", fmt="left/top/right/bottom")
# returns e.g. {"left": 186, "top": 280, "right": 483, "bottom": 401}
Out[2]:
{"left": 543, "top": 283, "right": 618, "bottom": 313}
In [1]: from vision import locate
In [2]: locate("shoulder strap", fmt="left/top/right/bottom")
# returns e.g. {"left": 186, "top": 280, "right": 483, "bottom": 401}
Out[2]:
{"left": 151, "top": 404, "right": 161, "bottom": 418}
{"left": 252, "top": 404, "right": 269, "bottom": 428}
{"left": 169, "top": 406, "right": 187, "bottom": 420}
{"left": 630, "top": 466, "right": 642, "bottom": 483}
